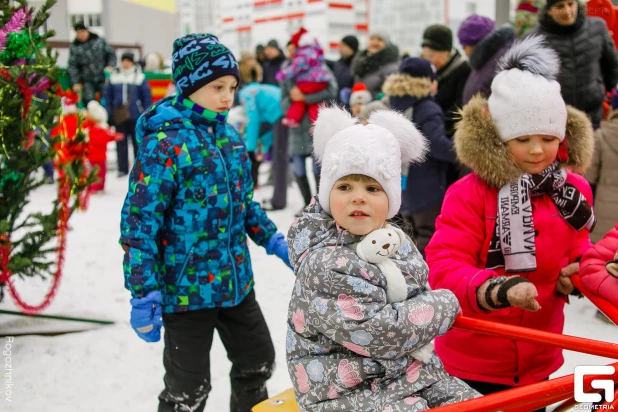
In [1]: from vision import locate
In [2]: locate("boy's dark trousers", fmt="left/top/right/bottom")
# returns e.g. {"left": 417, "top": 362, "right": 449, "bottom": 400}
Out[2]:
{"left": 158, "top": 290, "right": 275, "bottom": 412}
{"left": 115, "top": 118, "right": 138, "bottom": 174}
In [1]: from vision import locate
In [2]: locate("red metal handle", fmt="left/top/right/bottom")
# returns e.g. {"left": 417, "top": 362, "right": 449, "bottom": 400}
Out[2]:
{"left": 452, "top": 316, "right": 618, "bottom": 359}
{"left": 431, "top": 362, "right": 618, "bottom": 412}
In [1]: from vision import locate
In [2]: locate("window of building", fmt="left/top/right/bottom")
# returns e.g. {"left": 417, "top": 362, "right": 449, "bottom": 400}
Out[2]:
{"left": 71, "top": 13, "right": 102, "bottom": 28}
{"left": 466, "top": 2, "right": 477, "bottom": 14}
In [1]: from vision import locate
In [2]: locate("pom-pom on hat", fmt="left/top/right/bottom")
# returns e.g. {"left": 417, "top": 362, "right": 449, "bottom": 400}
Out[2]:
{"left": 171, "top": 33, "right": 239, "bottom": 98}
{"left": 488, "top": 35, "right": 567, "bottom": 142}
{"left": 349, "top": 83, "right": 372, "bottom": 106}
{"left": 59, "top": 90, "right": 80, "bottom": 114}
{"left": 313, "top": 106, "right": 429, "bottom": 218}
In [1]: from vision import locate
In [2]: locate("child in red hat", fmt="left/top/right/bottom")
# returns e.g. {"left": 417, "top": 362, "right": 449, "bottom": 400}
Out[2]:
{"left": 276, "top": 27, "right": 331, "bottom": 127}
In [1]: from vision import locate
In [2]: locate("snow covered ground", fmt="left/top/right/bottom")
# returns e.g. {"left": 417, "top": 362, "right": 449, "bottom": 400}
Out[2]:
{"left": 0, "top": 163, "right": 616, "bottom": 412}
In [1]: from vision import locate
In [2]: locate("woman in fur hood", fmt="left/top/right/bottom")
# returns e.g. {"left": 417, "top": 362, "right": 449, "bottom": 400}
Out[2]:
{"left": 351, "top": 31, "right": 400, "bottom": 97}
{"left": 426, "top": 36, "right": 595, "bottom": 402}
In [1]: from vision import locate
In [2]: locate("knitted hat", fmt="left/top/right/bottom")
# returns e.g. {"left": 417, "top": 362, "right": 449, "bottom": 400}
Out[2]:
{"left": 87, "top": 100, "right": 109, "bottom": 127}
{"left": 457, "top": 14, "right": 495, "bottom": 46}
{"left": 422, "top": 24, "right": 453, "bottom": 51}
{"left": 290, "top": 27, "right": 308, "bottom": 48}
{"left": 370, "top": 30, "right": 391, "bottom": 44}
{"left": 266, "top": 39, "right": 280, "bottom": 49}
{"left": 488, "top": 35, "right": 567, "bottom": 142}
{"left": 341, "top": 35, "right": 359, "bottom": 53}
{"left": 171, "top": 33, "right": 239, "bottom": 98}
{"left": 349, "top": 83, "right": 372, "bottom": 106}
{"left": 313, "top": 106, "right": 428, "bottom": 218}
{"left": 121, "top": 52, "right": 135, "bottom": 63}
{"left": 399, "top": 57, "right": 436, "bottom": 81}
{"left": 74, "top": 21, "right": 87, "bottom": 31}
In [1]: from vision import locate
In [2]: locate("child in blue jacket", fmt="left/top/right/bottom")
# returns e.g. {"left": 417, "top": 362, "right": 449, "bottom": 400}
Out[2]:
{"left": 119, "top": 33, "right": 290, "bottom": 412}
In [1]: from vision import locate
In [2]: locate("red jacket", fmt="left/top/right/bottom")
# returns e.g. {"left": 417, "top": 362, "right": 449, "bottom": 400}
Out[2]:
{"left": 426, "top": 173, "right": 593, "bottom": 386}
{"left": 580, "top": 223, "right": 618, "bottom": 307}
{"left": 84, "top": 121, "right": 115, "bottom": 163}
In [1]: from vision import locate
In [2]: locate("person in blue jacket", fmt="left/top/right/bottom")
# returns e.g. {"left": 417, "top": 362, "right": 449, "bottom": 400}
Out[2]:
{"left": 119, "top": 34, "right": 290, "bottom": 412}
{"left": 382, "top": 57, "right": 456, "bottom": 257}
{"left": 104, "top": 52, "right": 153, "bottom": 176}
{"left": 237, "top": 80, "right": 283, "bottom": 187}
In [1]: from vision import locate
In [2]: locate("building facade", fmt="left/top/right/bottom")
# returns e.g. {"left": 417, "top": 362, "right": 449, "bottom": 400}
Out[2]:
{"left": 33, "top": 0, "right": 177, "bottom": 67}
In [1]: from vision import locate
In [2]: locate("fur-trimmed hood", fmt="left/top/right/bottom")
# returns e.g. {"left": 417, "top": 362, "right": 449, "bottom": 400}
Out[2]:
{"left": 382, "top": 73, "right": 432, "bottom": 99}
{"left": 454, "top": 95, "right": 594, "bottom": 187}
{"left": 351, "top": 43, "right": 400, "bottom": 78}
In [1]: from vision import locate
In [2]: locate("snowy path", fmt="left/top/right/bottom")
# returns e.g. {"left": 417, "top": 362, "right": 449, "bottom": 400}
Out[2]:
{"left": 0, "top": 169, "right": 616, "bottom": 412}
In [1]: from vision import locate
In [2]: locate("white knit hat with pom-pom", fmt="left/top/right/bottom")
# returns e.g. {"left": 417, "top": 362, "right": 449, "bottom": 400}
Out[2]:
{"left": 489, "top": 35, "right": 567, "bottom": 142}
{"left": 313, "top": 106, "right": 428, "bottom": 218}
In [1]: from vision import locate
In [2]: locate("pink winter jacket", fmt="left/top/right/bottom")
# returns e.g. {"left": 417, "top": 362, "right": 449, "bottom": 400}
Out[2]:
{"left": 426, "top": 172, "right": 594, "bottom": 387}
{"left": 580, "top": 223, "right": 618, "bottom": 307}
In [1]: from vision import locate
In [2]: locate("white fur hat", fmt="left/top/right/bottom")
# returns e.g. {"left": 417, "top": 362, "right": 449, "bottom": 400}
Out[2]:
{"left": 313, "top": 106, "right": 428, "bottom": 218}
{"left": 488, "top": 35, "right": 567, "bottom": 142}
{"left": 87, "top": 100, "right": 109, "bottom": 127}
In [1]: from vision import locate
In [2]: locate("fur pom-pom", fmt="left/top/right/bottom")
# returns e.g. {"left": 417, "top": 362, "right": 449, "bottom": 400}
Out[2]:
{"left": 497, "top": 35, "right": 560, "bottom": 81}
{"left": 312, "top": 105, "right": 358, "bottom": 161}
{"left": 367, "top": 110, "right": 428, "bottom": 165}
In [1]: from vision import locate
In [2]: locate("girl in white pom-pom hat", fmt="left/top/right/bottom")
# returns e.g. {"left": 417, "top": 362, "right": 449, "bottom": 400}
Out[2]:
{"left": 285, "top": 106, "right": 481, "bottom": 411}
{"left": 426, "top": 35, "right": 596, "bottom": 401}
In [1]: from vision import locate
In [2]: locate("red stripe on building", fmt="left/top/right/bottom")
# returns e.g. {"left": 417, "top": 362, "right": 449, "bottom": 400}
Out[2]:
{"left": 355, "top": 23, "right": 368, "bottom": 31}
{"left": 223, "top": 17, "right": 234, "bottom": 23}
{"left": 287, "top": 12, "right": 305, "bottom": 19}
{"left": 271, "top": 15, "right": 284, "bottom": 21}
{"left": 329, "top": 41, "right": 339, "bottom": 49}
{"left": 254, "top": 17, "right": 269, "bottom": 23}
{"left": 255, "top": 0, "right": 283, "bottom": 6}
{"left": 308, "top": 0, "right": 323, "bottom": 2}
{"left": 328, "top": 2, "right": 353, "bottom": 9}
{"left": 237, "top": 25, "right": 251, "bottom": 32}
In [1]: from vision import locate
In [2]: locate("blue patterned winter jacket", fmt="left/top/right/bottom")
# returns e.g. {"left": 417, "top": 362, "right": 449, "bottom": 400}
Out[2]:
{"left": 120, "top": 95, "right": 277, "bottom": 313}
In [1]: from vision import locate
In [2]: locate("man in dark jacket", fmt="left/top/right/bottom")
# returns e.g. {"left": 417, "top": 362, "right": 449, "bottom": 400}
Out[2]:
{"left": 421, "top": 24, "right": 471, "bottom": 138}
{"left": 383, "top": 58, "right": 455, "bottom": 256}
{"left": 458, "top": 15, "right": 516, "bottom": 105}
{"left": 327, "top": 35, "right": 359, "bottom": 104}
{"left": 262, "top": 40, "right": 286, "bottom": 86}
{"left": 68, "top": 22, "right": 117, "bottom": 104}
{"left": 104, "top": 52, "right": 152, "bottom": 176}
{"left": 529, "top": 0, "right": 618, "bottom": 128}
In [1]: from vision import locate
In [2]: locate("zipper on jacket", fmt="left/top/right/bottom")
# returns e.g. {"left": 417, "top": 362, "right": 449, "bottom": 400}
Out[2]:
{"left": 177, "top": 244, "right": 196, "bottom": 285}
{"left": 211, "top": 125, "right": 239, "bottom": 304}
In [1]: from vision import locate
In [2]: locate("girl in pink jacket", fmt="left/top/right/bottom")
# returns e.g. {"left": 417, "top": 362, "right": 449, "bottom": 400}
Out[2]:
{"left": 425, "top": 36, "right": 596, "bottom": 402}
{"left": 580, "top": 222, "right": 618, "bottom": 307}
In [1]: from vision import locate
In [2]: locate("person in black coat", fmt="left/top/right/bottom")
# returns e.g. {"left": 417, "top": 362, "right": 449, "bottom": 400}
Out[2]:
{"left": 382, "top": 58, "right": 456, "bottom": 256}
{"left": 327, "top": 35, "right": 359, "bottom": 104}
{"left": 529, "top": 0, "right": 618, "bottom": 128}
{"left": 421, "top": 25, "right": 471, "bottom": 139}
{"left": 262, "top": 40, "right": 287, "bottom": 86}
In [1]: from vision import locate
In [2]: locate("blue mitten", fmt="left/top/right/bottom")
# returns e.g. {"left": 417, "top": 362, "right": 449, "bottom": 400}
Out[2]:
{"left": 266, "top": 232, "right": 292, "bottom": 269}
{"left": 130, "top": 291, "right": 163, "bottom": 343}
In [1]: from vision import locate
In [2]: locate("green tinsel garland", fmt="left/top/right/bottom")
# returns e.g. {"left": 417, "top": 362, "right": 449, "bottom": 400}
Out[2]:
{"left": 0, "top": 31, "right": 43, "bottom": 63}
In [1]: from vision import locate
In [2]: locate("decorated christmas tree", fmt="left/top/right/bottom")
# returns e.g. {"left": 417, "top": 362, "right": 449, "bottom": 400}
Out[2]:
{"left": 0, "top": 0, "right": 94, "bottom": 312}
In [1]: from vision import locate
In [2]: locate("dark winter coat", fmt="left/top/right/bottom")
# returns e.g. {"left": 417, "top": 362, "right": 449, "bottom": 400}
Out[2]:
{"left": 529, "top": 11, "right": 618, "bottom": 127}
{"left": 327, "top": 55, "right": 356, "bottom": 102}
{"left": 286, "top": 200, "right": 480, "bottom": 411}
{"left": 462, "top": 26, "right": 516, "bottom": 104}
{"left": 262, "top": 52, "right": 287, "bottom": 86}
{"left": 104, "top": 65, "right": 153, "bottom": 123}
{"left": 68, "top": 32, "right": 117, "bottom": 86}
{"left": 434, "top": 50, "right": 471, "bottom": 138}
{"left": 119, "top": 96, "right": 277, "bottom": 313}
{"left": 383, "top": 74, "right": 456, "bottom": 214}
{"left": 281, "top": 66, "right": 338, "bottom": 157}
{"left": 351, "top": 43, "right": 400, "bottom": 97}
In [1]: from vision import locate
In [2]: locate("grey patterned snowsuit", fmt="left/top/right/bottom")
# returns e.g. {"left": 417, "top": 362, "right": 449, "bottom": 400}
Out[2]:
{"left": 286, "top": 200, "right": 480, "bottom": 412}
